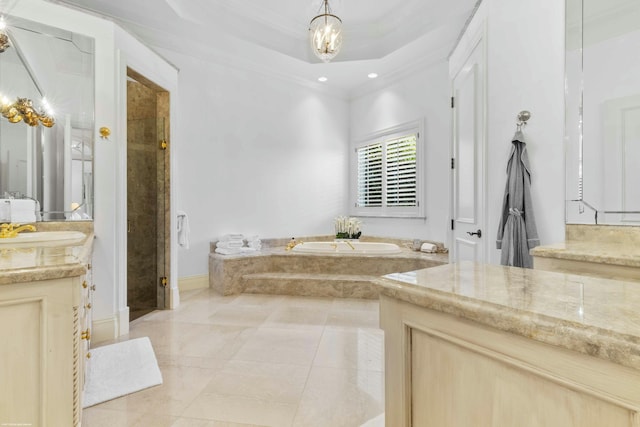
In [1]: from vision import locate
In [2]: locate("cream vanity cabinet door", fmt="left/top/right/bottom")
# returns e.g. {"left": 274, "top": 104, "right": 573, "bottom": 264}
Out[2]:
{"left": 0, "top": 274, "right": 86, "bottom": 426}
{"left": 381, "top": 295, "right": 640, "bottom": 427}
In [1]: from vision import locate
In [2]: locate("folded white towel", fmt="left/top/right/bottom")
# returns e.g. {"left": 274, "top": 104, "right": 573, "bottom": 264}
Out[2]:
{"left": 219, "top": 234, "right": 244, "bottom": 242}
{"left": 420, "top": 242, "right": 437, "bottom": 253}
{"left": 10, "top": 199, "right": 36, "bottom": 223}
{"left": 217, "top": 241, "right": 243, "bottom": 249}
{"left": 240, "top": 247, "right": 257, "bottom": 252}
{"left": 215, "top": 247, "right": 243, "bottom": 255}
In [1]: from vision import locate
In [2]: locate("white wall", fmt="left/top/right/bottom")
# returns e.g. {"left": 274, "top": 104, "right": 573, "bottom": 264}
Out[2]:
{"left": 349, "top": 63, "right": 452, "bottom": 244}
{"left": 157, "top": 49, "right": 350, "bottom": 278}
{"left": 481, "top": 0, "right": 566, "bottom": 263}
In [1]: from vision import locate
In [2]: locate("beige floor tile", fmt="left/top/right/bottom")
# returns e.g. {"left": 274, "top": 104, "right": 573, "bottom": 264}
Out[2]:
{"left": 207, "top": 305, "right": 275, "bottom": 327}
{"left": 155, "top": 354, "right": 229, "bottom": 370}
{"left": 85, "top": 293, "right": 388, "bottom": 427}
{"left": 331, "top": 298, "right": 380, "bottom": 312}
{"left": 96, "top": 364, "right": 219, "bottom": 415}
{"left": 176, "top": 325, "right": 257, "bottom": 359}
{"left": 202, "top": 360, "right": 310, "bottom": 403}
{"left": 229, "top": 293, "right": 286, "bottom": 308}
{"left": 292, "top": 366, "right": 385, "bottom": 427}
{"left": 82, "top": 407, "right": 178, "bottom": 426}
{"left": 172, "top": 419, "right": 268, "bottom": 427}
{"left": 314, "top": 327, "right": 385, "bottom": 372}
{"left": 181, "top": 394, "right": 297, "bottom": 426}
{"left": 262, "top": 306, "right": 328, "bottom": 330}
{"left": 233, "top": 327, "right": 322, "bottom": 366}
{"left": 326, "top": 309, "right": 380, "bottom": 329}
{"left": 281, "top": 295, "right": 334, "bottom": 309}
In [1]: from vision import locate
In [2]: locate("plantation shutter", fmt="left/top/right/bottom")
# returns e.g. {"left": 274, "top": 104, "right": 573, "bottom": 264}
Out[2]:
{"left": 386, "top": 135, "right": 417, "bottom": 207}
{"left": 356, "top": 143, "right": 383, "bottom": 207}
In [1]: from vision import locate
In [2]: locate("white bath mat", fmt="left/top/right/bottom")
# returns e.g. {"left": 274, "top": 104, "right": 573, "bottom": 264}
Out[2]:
{"left": 83, "top": 337, "right": 163, "bottom": 408}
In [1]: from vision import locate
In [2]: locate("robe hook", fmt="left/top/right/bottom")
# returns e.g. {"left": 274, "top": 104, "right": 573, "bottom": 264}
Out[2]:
{"left": 516, "top": 110, "right": 531, "bottom": 131}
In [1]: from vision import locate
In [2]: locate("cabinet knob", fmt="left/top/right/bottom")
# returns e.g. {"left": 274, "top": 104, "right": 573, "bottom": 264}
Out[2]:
{"left": 86, "top": 352, "right": 91, "bottom": 359}
{"left": 81, "top": 329, "right": 91, "bottom": 341}
{"left": 85, "top": 303, "right": 92, "bottom": 310}
{"left": 82, "top": 281, "right": 88, "bottom": 289}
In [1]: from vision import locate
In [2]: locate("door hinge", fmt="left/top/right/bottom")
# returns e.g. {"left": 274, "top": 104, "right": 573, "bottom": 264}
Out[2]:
{"left": 451, "top": 96, "right": 454, "bottom": 108}
{"left": 160, "top": 276, "right": 168, "bottom": 287}
{"left": 451, "top": 219, "right": 455, "bottom": 230}
{"left": 160, "top": 139, "right": 168, "bottom": 150}
{"left": 451, "top": 158, "right": 455, "bottom": 169}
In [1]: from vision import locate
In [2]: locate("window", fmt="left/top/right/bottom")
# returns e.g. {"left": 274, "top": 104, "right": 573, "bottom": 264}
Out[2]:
{"left": 351, "top": 120, "right": 424, "bottom": 218}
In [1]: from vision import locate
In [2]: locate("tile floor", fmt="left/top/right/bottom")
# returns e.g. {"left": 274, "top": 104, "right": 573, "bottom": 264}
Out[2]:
{"left": 82, "top": 289, "right": 385, "bottom": 427}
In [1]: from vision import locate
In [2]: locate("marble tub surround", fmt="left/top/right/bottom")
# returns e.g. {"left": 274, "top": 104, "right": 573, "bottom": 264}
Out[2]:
{"left": 0, "top": 222, "right": 94, "bottom": 285}
{"left": 209, "top": 237, "right": 447, "bottom": 297}
{"left": 531, "top": 224, "right": 640, "bottom": 281}
{"left": 376, "top": 261, "right": 640, "bottom": 371}
{"left": 210, "top": 235, "right": 447, "bottom": 252}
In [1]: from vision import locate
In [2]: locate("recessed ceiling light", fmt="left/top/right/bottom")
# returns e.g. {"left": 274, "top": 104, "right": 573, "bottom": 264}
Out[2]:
{"left": 368, "top": 73, "right": 378, "bottom": 79}
{"left": 318, "top": 76, "right": 328, "bottom": 82}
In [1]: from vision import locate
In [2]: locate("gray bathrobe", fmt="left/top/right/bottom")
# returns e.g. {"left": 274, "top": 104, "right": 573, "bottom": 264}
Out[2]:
{"left": 496, "top": 131, "right": 539, "bottom": 268}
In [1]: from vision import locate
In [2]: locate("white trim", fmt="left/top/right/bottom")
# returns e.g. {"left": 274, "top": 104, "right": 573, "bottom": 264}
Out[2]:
{"left": 91, "top": 316, "right": 118, "bottom": 345}
{"left": 178, "top": 275, "right": 209, "bottom": 292}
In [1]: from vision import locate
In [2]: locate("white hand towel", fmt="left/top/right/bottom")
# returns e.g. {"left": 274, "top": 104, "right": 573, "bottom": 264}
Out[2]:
{"left": 10, "top": 199, "right": 36, "bottom": 223}
{"left": 177, "top": 211, "right": 190, "bottom": 249}
{"left": 420, "top": 242, "right": 437, "bottom": 253}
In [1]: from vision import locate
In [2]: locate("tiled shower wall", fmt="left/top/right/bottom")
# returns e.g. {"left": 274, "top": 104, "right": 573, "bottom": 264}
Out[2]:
{"left": 126, "top": 76, "right": 170, "bottom": 319}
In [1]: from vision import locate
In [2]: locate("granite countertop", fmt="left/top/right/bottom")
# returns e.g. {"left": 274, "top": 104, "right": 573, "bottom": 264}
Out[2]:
{"left": 376, "top": 261, "right": 640, "bottom": 371}
{"left": 530, "top": 241, "right": 640, "bottom": 268}
{"left": 0, "top": 228, "right": 94, "bottom": 285}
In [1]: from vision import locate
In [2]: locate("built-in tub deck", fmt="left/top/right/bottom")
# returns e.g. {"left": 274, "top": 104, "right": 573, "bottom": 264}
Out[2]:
{"left": 209, "top": 236, "right": 448, "bottom": 298}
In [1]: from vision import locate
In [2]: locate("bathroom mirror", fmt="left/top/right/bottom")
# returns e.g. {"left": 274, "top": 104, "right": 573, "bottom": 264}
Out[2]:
{"left": 565, "top": 0, "right": 640, "bottom": 225}
{"left": 0, "top": 15, "right": 94, "bottom": 221}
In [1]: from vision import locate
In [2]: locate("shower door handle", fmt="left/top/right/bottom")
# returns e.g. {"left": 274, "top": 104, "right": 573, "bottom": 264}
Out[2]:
{"left": 467, "top": 229, "right": 482, "bottom": 238}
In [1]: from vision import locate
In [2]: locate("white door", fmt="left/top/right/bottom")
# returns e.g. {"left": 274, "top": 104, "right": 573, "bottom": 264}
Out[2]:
{"left": 451, "top": 36, "right": 486, "bottom": 263}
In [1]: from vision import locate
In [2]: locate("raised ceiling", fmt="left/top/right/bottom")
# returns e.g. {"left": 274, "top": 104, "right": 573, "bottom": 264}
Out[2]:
{"left": 52, "top": 0, "right": 478, "bottom": 95}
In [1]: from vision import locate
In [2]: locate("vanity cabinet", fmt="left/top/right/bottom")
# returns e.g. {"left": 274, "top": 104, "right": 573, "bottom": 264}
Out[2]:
{"left": 0, "top": 271, "right": 91, "bottom": 426}
{"left": 378, "top": 263, "right": 640, "bottom": 427}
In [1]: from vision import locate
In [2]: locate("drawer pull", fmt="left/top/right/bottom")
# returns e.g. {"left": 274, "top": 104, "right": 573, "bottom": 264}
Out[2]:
{"left": 81, "top": 329, "right": 91, "bottom": 340}
{"left": 82, "top": 281, "right": 88, "bottom": 289}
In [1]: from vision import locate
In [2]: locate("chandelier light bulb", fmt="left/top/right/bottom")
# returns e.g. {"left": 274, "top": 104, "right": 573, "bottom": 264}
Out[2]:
{"left": 309, "top": 0, "right": 342, "bottom": 63}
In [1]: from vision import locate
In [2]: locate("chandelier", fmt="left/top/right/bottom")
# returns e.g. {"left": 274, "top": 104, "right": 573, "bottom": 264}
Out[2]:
{"left": 1, "top": 97, "right": 55, "bottom": 127}
{"left": 309, "top": 0, "right": 343, "bottom": 63}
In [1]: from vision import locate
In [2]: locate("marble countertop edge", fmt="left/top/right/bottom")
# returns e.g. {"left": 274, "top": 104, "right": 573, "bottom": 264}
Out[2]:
{"left": 531, "top": 244, "right": 640, "bottom": 268}
{"left": 0, "top": 232, "right": 94, "bottom": 284}
{"left": 375, "top": 277, "right": 640, "bottom": 371}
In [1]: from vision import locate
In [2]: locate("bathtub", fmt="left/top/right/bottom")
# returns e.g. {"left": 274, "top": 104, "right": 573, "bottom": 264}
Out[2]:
{"left": 292, "top": 241, "right": 403, "bottom": 254}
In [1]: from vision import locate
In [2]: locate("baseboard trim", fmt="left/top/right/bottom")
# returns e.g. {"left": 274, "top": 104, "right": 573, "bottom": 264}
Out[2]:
{"left": 91, "top": 316, "right": 118, "bottom": 345}
{"left": 179, "top": 274, "right": 208, "bottom": 292}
